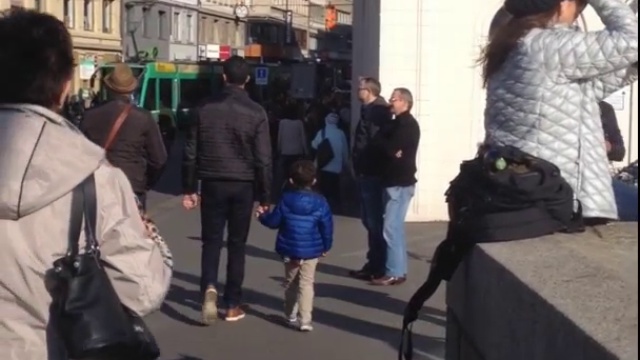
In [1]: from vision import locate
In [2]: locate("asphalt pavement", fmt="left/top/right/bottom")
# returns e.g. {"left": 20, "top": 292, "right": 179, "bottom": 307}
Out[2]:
{"left": 143, "top": 142, "right": 448, "bottom": 360}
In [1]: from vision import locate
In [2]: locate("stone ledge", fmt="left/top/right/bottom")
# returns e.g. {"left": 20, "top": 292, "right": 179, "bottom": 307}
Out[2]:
{"left": 446, "top": 223, "right": 638, "bottom": 360}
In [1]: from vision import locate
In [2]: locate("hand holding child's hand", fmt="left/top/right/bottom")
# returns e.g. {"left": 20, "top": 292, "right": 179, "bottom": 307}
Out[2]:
{"left": 255, "top": 204, "right": 269, "bottom": 218}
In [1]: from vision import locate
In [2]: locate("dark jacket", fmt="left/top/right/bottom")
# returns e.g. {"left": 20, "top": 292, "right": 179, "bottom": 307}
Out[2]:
{"left": 81, "top": 97, "right": 167, "bottom": 194}
{"left": 182, "top": 86, "right": 272, "bottom": 204}
{"left": 352, "top": 97, "right": 392, "bottom": 176}
{"left": 372, "top": 111, "right": 421, "bottom": 187}
{"left": 259, "top": 190, "right": 333, "bottom": 260}
{"left": 599, "top": 101, "right": 625, "bottom": 162}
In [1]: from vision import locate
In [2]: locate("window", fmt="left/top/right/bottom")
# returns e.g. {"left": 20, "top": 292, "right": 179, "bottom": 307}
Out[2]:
{"left": 158, "top": 79, "right": 173, "bottom": 109}
{"left": 83, "top": 0, "right": 93, "bottom": 30}
{"left": 143, "top": 79, "right": 157, "bottom": 111}
{"left": 234, "top": 24, "right": 245, "bottom": 47}
{"left": 172, "top": 12, "right": 181, "bottom": 42}
{"left": 125, "top": 5, "right": 134, "bottom": 33}
{"left": 63, "top": 0, "right": 74, "bottom": 28}
{"left": 293, "top": 29, "right": 307, "bottom": 49}
{"left": 199, "top": 17, "right": 207, "bottom": 44}
{"left": 102, "top": 0, "right": 113, "bottom": 33}
{"left": 220, "top": 21, "right": 230, "bottom": 44}
{"left": 158, "top": 11, "right": 168, "bottom": 39}
{"left": 142, "top": 7, "right": 150, "bottom": 37}
{"left": 213, "top": 20, "right": 220, "bottom": 43}
{"left": 186, "top": 14, "right": 193, "bottom": 43}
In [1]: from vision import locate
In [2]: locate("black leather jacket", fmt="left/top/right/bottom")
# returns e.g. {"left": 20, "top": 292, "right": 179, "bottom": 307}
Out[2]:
{"left": 182, "top": 86, "right": 273, "bottom": 204}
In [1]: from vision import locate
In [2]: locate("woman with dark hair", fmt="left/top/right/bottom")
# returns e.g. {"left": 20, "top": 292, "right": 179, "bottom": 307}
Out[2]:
{"left": 481, "top": 0, "right": 638, "bottom": 221}
{"left": 0, "top": 9, "right": 171, "bottom": 359}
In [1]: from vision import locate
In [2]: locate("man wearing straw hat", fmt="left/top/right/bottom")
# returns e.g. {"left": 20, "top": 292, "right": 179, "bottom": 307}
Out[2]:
{"left": 82, "top": 63, "right": 167, "bottom": 209}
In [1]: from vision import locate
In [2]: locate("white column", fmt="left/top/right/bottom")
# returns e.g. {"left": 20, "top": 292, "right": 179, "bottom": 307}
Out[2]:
{"left": 352, "top": 0, "right": 504, "bottom": 221}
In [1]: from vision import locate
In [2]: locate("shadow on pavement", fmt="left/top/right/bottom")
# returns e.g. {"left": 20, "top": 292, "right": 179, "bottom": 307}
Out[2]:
{"left": 186, "top": 238, "right": 358, "bottom": 280}
{"left": 168, "top": 270, "right": 444, "bottom": 356}
{"left": 268, "top": 276, "right": 447, "bottom": 327}
{"left": 161, "top": 284, "right": 202, "bottom": 326}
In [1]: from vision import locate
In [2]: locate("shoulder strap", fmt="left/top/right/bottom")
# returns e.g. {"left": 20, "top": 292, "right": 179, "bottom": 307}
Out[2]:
{"left": 103, "top": 104, "right": 133, "bottom": 150}
{"left": 82, "top": 174, "right": 99, "bottom": 252}
{"left": 66, "top": 176, "right": 86, "bottom": 258}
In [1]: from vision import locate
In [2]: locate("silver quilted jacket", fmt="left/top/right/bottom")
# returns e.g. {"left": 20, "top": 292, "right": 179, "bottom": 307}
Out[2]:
{"left": 485, "top": 0, "right": 638, "bottom": 219}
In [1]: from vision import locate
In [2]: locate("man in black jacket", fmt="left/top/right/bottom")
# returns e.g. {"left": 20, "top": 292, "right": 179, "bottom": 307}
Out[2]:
{"left": 182, "top": 56, "right": 272, "bottom": 323}
{"left": 349, "top": 77, "right": 393, "bottom": 281}
{"left": 599, "top": 101, "right": 626, "bottom": 162}
{"left": 370, "top": 88, "right": 420, "bottom": 286}
{"left": 82, "top": 63, "right": 167, "bottom": 209}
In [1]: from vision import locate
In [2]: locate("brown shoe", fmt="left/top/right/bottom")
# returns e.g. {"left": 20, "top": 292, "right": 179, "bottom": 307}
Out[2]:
{"left": 370, "top": 275, "right": 406, "bottom": 286}
{"left": 225, "top": 306, "right": 246, "bottom": 322}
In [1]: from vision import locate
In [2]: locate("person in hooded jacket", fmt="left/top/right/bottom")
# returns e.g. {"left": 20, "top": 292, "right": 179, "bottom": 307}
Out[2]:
{"left": 0, "top": 9, "right": 172, "bottom": 359}
{"left": 257, "top": 160, "right": 333, "bottom": 332}
{"left": 482, "top": 0, "right": 638, "bottom": 222}
{"left": 311, "top": 112, "right": 350, "bottom": 209}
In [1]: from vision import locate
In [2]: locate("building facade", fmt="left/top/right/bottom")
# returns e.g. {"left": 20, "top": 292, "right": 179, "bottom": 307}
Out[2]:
{"left": 2, "top": 0, "right": 123, "bottom": 96}
{"left": 123, "top": 0, "right": 199, "bottom": 61}
{"left": 310, "top": 0, "right": 351, "bottom": 61}
{"left": 198, "top": 0, "right": 248, "bottom": 61}
{"left": 244, "top": 0, "right": 310, "bottom": 60}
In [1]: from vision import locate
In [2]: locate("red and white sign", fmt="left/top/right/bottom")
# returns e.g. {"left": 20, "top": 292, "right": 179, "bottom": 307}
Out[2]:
{"left": 199, "top": 44, "right": 232, "bottom": 60}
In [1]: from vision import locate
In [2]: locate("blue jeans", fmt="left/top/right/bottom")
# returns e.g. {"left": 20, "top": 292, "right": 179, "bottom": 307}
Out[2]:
{"left": 383, "top": 186, "right": 415, "bottom": 277}
{"left": 612, "top": 179, "right": 638, "bottom": 221}
{"left": 357, "top": 176, "right": 385, "bottom": 275}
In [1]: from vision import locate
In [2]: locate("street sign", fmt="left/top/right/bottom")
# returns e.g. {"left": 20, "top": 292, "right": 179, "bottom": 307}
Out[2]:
{"left": 255, "top": 67, "right": 269, "bottom": 86}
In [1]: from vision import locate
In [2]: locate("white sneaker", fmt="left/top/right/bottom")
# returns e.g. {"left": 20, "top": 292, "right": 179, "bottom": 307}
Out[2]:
{"left": 299, "top": 323, "right": 313, "bottom": 332}
{"left": 201, "top": 287, "right": 218, "bottom": 325}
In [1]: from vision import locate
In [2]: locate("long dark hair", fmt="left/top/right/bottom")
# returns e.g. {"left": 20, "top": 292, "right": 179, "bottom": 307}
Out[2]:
{"left": 478, "top": 7, "right": 560, "bottom": 88}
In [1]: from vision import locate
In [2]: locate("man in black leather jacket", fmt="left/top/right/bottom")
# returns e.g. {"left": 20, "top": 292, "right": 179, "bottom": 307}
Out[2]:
{"left": 182, "top": 56, "right": 272, "bottom": 323}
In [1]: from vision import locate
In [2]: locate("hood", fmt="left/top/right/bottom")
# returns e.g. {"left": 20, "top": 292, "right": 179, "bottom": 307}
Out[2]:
{"left": 324, "top": 113, "right": 340, "bottom": 126}
{"left": 281, "top": 190, "right": 323, "bottom": 216}
{"left": 0, "top": 104, "right": 105, "bottom": 220}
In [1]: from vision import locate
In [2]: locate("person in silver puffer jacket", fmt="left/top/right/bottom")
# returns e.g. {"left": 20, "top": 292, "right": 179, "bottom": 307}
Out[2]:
{"left": 481, "top": 0, "right": 638, "bottom": 221}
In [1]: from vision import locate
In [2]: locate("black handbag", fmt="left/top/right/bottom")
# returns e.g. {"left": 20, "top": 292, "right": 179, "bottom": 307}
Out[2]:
{"left": 51, "top": 174, "right": 160, "bottom": 360}
{"left": 315, "top": 127, "right": 335, "bottom": 169}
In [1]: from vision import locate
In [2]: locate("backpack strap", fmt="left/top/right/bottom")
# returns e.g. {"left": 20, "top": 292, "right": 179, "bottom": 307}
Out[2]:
{"left": 399, "top": 240, "right": 473, "bottom": 360}
{"left": 564, "top": 200, "right": 585, "bottom": 233}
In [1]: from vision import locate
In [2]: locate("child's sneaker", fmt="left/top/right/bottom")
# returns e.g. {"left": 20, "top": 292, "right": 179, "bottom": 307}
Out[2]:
{"left": 299, "top": 323, "right": 313, "bottom": 332}
{"left": 285, "top": 316, "right": 298, "bottom": 328}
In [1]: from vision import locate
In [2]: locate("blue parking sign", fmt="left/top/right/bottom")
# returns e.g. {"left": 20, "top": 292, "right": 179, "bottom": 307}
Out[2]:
{"left": 255, "top": 67, "right": 269, "bottom": 86}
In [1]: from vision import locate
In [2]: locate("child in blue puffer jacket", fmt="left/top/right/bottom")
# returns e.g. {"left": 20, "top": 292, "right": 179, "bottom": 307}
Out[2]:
{"left": 257, "top": 160, "right": 333, "bottom": 332}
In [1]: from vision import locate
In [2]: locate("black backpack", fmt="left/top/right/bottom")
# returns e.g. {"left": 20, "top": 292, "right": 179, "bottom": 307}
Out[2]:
{"left": 398, "top": 145, "right": 584, "bottom": 360}
{"left": 315, "top": 127, "right": 335, "bottom": 169}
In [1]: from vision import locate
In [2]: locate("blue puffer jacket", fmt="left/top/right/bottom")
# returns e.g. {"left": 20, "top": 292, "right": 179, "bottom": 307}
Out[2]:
{"left": 259, "top": 189, "right": 333, "bottom": 260}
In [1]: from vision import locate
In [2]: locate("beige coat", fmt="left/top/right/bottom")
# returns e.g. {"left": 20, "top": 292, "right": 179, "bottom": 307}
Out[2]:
{"left": 0, "top": 104, "right": 172, "bottom": 359}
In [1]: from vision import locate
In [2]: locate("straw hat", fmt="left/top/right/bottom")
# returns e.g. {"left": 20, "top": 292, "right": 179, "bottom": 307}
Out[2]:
{"left": 103, "top": 63, "right": 138, "bottom": 94}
